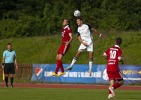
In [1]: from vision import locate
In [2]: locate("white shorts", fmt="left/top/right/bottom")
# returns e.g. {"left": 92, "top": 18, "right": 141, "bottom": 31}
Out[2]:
{"left": 78, "top": 42, "right": 93, "bottom": 52}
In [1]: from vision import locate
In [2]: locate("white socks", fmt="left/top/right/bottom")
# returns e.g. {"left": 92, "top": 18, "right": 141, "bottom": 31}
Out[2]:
{"left": 70, "top": 57, "right": 78, "bottom": 67}
{"left": 89, "top": 60, "right": 93, "bottom": 71}
{"left": 70, "top": 57, "right": 93, "bottom": 71}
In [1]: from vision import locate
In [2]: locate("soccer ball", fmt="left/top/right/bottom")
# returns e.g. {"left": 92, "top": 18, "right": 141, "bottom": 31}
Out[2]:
{"left": 74, "top": 10, "right": 81, "bottom": 17}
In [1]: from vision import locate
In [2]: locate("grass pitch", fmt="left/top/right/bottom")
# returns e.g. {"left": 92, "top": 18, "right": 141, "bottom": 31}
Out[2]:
{"left": 0, "top": 88, "right": 140, "bottom": 100}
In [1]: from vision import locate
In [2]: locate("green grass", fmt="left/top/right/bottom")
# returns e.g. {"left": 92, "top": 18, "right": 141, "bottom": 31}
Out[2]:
{"left": 0, "top": 88, "right": 141, "bottom": 100}
{"left": 0, "top": 31, "right": 141, "bottom": 64}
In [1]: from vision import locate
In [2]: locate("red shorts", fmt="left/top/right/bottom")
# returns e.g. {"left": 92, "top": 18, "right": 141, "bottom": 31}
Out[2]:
{"left": 57, "top": 43, "right": 70, "bottom": 56}
{"left": 107, "top": 70, "right": 123, "bottom": 81}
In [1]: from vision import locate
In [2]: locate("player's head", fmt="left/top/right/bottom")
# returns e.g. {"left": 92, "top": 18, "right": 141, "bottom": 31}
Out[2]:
{"left": 76, "top": 17, "right": 83, "bottom": 26}
{"left": 7, "top": 43, "right": 12, "bottom": 50}
{"left": 63, "top": 19, "right": 70, "bottom": 26}
{"left": 116, "top": 37, "right": 122, "bottom": 45}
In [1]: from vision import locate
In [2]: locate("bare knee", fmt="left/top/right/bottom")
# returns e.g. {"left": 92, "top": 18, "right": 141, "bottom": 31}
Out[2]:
{"left": 89, "top": 52, "right": 93, "bottom": 60}
{"left": 56, "top": 54, "right": 62, "bottom": 60}
{"left": 110, "top": 80, "right": 115, "bottom": 87}
{"left": 10, "top": 74, "right": 14, "bottom": 77}
{"left": 5, "top": 74, "right": 9, "bottom": 77}
{"left": 56, "top": 55, "right": 58, "bottom": 60}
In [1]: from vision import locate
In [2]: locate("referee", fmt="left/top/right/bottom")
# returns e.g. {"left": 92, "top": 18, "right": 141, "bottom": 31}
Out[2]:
{"left": 2, "top": 43, "right": 18, "bottom": 87}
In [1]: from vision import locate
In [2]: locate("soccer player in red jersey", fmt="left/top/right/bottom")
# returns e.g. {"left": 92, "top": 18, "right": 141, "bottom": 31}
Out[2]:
{"left": 103, "top": 37, "right": 124, "bottom": 99}
{"left": 51, "top": 19, "right": 72, "bottom": 77}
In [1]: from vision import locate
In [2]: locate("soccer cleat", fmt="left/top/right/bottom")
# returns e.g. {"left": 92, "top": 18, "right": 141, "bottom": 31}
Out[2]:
{"left": 65, "top": 66, "right": 72, "bottom": 71}
{"left": 11, "top": 85, "right": 14, "bottom": 88}
{"left": 58, "top": 72, "right": 66, "bottom": 76}
{"left": 50, "top": 72, "right": 58, "bottom": 77}
{"left": 109, "top": 87, "right": 115, "bottom": 97}
{"left": 108, "top": 94, "right": 114, "bottom": 99}
{"left": 5, "top": 84, "right": 8, "bottom": 87}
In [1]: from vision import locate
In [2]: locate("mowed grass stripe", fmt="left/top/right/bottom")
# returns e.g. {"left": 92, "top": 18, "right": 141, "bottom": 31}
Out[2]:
{"left": 0, "top": 88, "right": 141, "bottom": 100}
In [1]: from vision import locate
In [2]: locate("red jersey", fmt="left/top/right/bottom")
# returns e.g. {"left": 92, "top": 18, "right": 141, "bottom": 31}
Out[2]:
{"left": 103, "top": 45, "right": 122, "bottom": 71}
{"left": 61, "top": 25, "right": 72, "bottom": 43}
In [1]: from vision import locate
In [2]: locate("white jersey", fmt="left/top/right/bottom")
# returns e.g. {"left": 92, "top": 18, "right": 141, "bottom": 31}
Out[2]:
{"left": 77, "top": 24, "right": 93, "bottom": 45}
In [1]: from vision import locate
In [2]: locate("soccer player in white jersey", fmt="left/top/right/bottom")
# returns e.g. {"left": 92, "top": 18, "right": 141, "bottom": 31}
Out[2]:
{"left": 65, "top": 17, "right": 104, "bottom": 76}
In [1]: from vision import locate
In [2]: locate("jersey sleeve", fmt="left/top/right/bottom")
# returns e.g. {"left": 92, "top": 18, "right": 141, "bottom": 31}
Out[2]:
{"left": 75, "top": 27, "right": 80, "bottom": 37}
{"left": 14, "top": 51, "right": 16, "bottom": 57}
{"left": 3, "top": 51, "right": 6, "bottom": 58}
{"left": 77, "top": 32, "right": 80, "bottom": 37}
{"left": 67, "top": 27, "right": 72, "bottom": 34}
{"left": 88, "top": 24, "right": 94, "bottom": 30}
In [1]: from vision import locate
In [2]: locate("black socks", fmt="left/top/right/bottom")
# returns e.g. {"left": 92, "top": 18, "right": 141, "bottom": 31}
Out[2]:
{"left": 5, "top": 77, "right": 14, "bottom": 87}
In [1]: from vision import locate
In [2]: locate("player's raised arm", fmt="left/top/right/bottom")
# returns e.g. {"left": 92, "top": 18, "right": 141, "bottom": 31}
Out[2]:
{"left": 91, "top": 27, "right": 105, "bottom": 39}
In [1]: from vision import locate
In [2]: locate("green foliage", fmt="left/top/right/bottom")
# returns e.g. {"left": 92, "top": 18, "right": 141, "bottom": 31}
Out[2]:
{"left": 0, "top": 0, "right": 141, "bottom": 37}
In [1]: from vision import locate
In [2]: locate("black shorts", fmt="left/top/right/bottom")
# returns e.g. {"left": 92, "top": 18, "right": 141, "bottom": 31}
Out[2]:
{"left": 4, "top": 63, "right": 15, "bottom": 74}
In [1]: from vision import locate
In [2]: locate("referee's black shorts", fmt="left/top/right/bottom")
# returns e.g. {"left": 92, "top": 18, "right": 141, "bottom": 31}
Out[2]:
{"left": 4, "top": 63, "right": 15, "bottom": 74}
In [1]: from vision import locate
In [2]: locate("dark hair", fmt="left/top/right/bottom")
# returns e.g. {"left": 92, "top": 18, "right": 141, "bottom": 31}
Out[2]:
{"left": 76, "top": 17, "right": 83, "bottom": 21}
{"left": 64, "top": 18, "right": 70, "bottom": 23}
{"left": 116, "top": 37, "right": 122, "bottom": 45}
{"left": 7, "top": 43, "right": 12, "bottom": 45}
{"left": 64, "top": 18, "right": 70, "bottom": 26}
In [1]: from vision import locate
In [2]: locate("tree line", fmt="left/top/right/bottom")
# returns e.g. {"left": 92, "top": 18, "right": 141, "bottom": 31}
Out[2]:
{"left": 0, "top": 0, "right": 140, "bottom": 38}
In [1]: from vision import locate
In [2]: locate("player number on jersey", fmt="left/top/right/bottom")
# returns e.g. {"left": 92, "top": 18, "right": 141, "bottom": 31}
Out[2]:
{"left": 110, "top": 50, "right": 116, "bottom": 59}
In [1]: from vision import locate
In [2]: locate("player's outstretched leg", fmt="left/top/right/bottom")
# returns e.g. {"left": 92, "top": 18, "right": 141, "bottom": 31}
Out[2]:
{"left": 65, "top": 57, "right": 78, "bottom": 70}
{"left": 65, "top": 51, "right": 81, "bottom": 71}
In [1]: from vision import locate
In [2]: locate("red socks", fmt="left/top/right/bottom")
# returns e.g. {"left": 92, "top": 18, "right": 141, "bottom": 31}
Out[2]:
{"left": 108, "top": 82, "right": 121, "bottom": 94}
{"left": 55, "top": 60, "right": 64, "bottom": 74}
{"left": 113, "top": 82, "right": 121, "bottom": 89}
{"left": 55, "top": 65, "right": 59, "bottom": 74}
{"left": 58, "top": 60, "right": 64, "bottom": 72}
{"left": 108, "top": 90, "right": 112, "bottom": 94}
